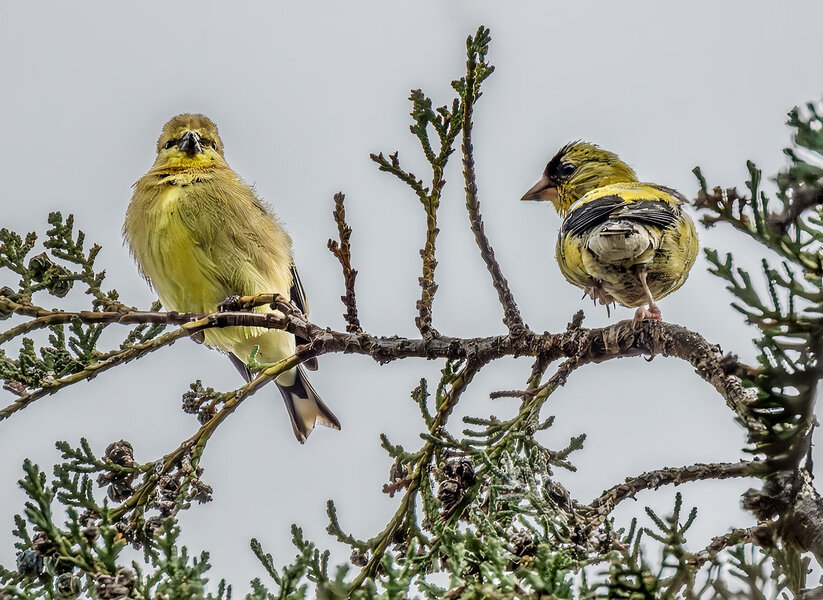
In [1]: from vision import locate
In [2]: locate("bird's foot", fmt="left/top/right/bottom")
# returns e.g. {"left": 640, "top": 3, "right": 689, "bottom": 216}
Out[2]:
{"left": 633, "top": 304, "right": 662, "bottom": 324}
{"left": 217, "top": 295, "right": 244, "bottom": 312}
{"left": 583, "top": 283, "right": 617, "bottom": 316}
{"left": 584, "top": 283, "right": 616, "bottom": 306}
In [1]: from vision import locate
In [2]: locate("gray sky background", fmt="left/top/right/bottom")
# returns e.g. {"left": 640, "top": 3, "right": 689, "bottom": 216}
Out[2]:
{"left": 2, "top": 0, "right": 823, "bottom": 591}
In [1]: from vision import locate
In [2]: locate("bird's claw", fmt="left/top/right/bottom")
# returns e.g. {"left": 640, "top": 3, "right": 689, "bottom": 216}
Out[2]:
{"left": 633, "top": 304, "right": 662, "bottom": 324}
{"left": 583, "top": 283, "right": 616, "bottom": 306}
{"left": 217, "top": 295, "right": 243, "bottom": 312}
{"left": 583, "top": 283, "right": 617, "bottom": 316}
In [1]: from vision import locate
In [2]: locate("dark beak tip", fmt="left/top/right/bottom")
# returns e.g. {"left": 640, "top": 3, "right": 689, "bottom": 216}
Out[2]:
{"left": 179, "top": 131, "right": 202, "bottom": 156}
{"left": 521, "top": 177, "right": 557, "bottom": 203}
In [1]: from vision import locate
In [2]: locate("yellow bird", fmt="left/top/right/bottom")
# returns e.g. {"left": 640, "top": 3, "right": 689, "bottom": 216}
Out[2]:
{"left": 124, "top": 114, "right": 340, "bottom": 442}
{"left": 522, "top": 141, "right": 698, "bottom": 321}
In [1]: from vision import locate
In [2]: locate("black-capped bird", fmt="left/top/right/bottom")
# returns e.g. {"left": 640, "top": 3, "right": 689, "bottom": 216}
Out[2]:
{"left": 522, "top": 141, "right": 698, "bottom": 321}
{"left": 124, "top": 114, "right": 340, "bottom": 442}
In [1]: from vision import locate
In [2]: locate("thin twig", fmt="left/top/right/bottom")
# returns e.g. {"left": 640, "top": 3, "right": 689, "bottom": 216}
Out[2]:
{"left": 461, "top": 39, "right": 525, "bottom": 336}
{"left": 327, "top": 192, "right": 362, "bottom": 334}
{"left": 487, "top": 356, "right": 580, "bottom": 463}
{"left": 686, "top": 525, "right": 773, "bottom": 568}
{"left": 369, "top": 152, "right": 441, "bottom": 339}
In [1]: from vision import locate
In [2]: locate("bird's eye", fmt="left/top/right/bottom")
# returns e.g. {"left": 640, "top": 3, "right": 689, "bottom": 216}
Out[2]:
{"left": 211, "top": 141, "right": 217, "bottom": 150}
{"left": 164, "top": 139, "right": 176, "bottom": 150}
{"left": 559, "top": 162, "right": 576, "bottom": 177}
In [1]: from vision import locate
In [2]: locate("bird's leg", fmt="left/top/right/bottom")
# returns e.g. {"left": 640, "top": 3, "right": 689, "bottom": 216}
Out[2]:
{"left": 633, "top": 266, "right": 661, "bottom": 323}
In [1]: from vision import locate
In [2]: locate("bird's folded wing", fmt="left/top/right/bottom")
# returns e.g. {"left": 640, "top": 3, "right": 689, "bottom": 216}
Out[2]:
{"left": 561, "top": 195, "right": 626, "bottom": 236}
{"left": 562, "top": 189, "right": 682, "bottom": 238}
{"left": 289, "top": 265, "right": 318, "bottom": 371}
{"left": 610, "top": 200, "right": 680, "bottom": 229}
{"left": 290, "top": 264, "right": 310, "bottom": 316}
{"left": 228, "top": 353, "right": 254, "bottom": 382}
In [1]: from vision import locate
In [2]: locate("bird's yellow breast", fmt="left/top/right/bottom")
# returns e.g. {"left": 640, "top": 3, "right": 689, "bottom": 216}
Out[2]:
{"left": 124, "top": 168, "right": 297, "bottom": 366}
{"left": 134, "top": 184, "right": 224, "bottom": 314}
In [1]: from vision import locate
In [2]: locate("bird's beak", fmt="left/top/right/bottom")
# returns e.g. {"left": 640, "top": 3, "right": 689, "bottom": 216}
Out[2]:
{"left": 179, "top": 131, "right": 203, "bottom": 156}
{"left": 521, "top": 176, "right": 558, "bottom": 202}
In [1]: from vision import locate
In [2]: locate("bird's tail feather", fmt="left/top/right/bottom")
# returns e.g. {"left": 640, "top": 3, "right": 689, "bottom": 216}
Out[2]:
{"left": 277, "top": 365, "right": 341, "bottom": 443}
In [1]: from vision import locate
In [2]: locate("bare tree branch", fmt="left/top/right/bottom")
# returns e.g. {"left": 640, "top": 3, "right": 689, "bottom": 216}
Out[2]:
{"left": 586, "top": 461, "right": 754, "bottom": 519}
{"left": 0, "top": 295, "right": 760, "bottom": 432}
{"left": 687, "top": 525, "right": 773, "bottom": 568}
{"left": 327, "top": 192, "right": 362, "bottom": 334}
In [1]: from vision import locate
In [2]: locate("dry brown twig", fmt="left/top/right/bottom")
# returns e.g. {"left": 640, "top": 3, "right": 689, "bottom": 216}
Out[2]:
{"left": 327, "top": 192, "right": 362, "bottom": 334}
